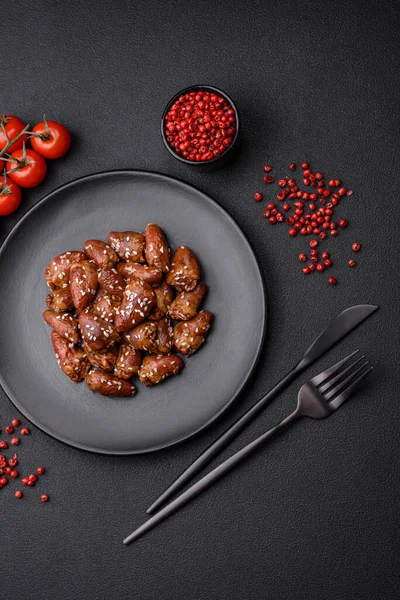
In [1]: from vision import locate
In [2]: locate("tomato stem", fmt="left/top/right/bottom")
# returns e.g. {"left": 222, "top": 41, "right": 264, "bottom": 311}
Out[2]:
{"left": 0, "top": 156, "right": 17, "bottom": 163}
{"left": 0, "top": 123, "right": 31, "bottom": 157}
{"left": 43, "top": 115, "right": 50, "bottom": 139}
{"left": 0, "top": 170, "right": 13, "bottom": 195}
{"left": 6, "top": 165, "right": 23, "bottom": 175}
{"left": 28, "top": 132, "right": 50, "bottom": 141}
{"left": 28, "top": 116, "right": 51, "bottom": 141}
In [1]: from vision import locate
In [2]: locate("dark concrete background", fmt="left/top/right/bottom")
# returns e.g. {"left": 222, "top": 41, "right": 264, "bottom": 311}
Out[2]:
{"left": 1, "top": 1, "right": 399, "bottom": 598}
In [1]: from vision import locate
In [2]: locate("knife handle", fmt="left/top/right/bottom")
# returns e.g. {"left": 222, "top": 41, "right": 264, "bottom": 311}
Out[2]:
{"left": 146, "top": 364, "right": 302, "bottom": 515}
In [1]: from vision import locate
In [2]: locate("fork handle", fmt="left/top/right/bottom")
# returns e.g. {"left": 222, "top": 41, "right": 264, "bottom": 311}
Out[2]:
{"left": 124, "top": 409, "right": 300, "bottom": 545}
{"left": 147, "top": 365, "right": 303, "bottom": 514}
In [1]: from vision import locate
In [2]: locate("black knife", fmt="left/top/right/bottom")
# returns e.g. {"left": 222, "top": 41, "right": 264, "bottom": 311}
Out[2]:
{"left": 146, "top": 304, "right": 378, "bottom": 515}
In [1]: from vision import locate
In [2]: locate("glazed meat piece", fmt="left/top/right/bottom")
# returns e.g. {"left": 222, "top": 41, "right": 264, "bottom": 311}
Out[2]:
{"left": 145, "top": 223, "right": 170, "bottom": 273}
{"left": 51, "top": 331, "right": 89, "bottom": 382}
{"left": 166, "top": 246, "right": 200, "bottom": 292}
{"left": 138, "top": 354, "right": 184, "bottom": 387}
{"left": 44, "top": 225, "right": 212, "bottom": 396}
{"left": 43, "top": 310, "right": 79, "bottom": 344}
{"left": 148, "top": 281, "right": 174, "bottom": 321}
{"left": 117, "top": 262, "right": 163, "bottom": 287}
{"left": 91, "top": 289, "right": 119, "bottom": 323}
{"left": 82, "top": 340, "right": 117, "bottom": 372}
{"left": 98, "top": 268, "right": 126, "bottom": 298}
{"left": 155, "top": 317, "right": 173, "bottom": 354}
{"left": 124, "top": 322, "right": 158, "bottom": 353}
{"left": 86, "top": 370, "right": 136, "bottom": 397}
{"left": 173, "top": 310, "right": 212, "bottom": 356}
{"left": 108, "top": 231, "right": 145, "bottom": 263}
{"left": 83, "top": 239, "right": 118, "bottom": 269}
{"left": 114, "top": 279, "right": 156, "bottom": 332}
{"left": 79, "top": 312, "right": 120, "bottom": 352}
{"left": 114, "top": 343, "right": 142, "bottom": 380}
{"left": 46, "top": 286, "right": 74, "bottom": 312}
{"left": 70, "top": 260, "right": 98, "bottom": 313}
{"left": 45, "top": 251, "right": 87, "bottom": 290}
{"left": 169, "top": 282, "right": 207, "bottom": 321}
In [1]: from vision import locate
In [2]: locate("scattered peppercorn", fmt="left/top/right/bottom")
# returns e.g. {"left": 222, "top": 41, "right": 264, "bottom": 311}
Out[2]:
{"left": 254, "top": 192, "right": 263, "bottom": 201}
{"left": 348, "top": 259, "right": 356, "bottom": 267}
{"left": 15, "top": 490, "right": 23, "bottom": 499}
{"left": 10, "top": 437, "right": 20, "bottom": 446}
{"left": 37, "top": 467, "right": 45, "bottom": 475}
{"left": 328, "top": 277, "right": 337, "bottom": 285}
{"left": 257, "top": 161, "right": 358, "bottom": 284}
{"left": 352, "top": 242, "right": 361, "bottom": 252}
{"left": 10, "top": 470, "right": 19, "bottom": 479}
{"left": 0, "top": 441, "right": 8, "bottom": 449}
{"left": 41, "top": 494, "right": 49, "bottom": 503}
{"left": 5, "top": 426, "right": 14, "bottom": 434}
{"left": 20, "top": 428, "right": 30, "bottom": 435}
{"left": 264, "top": 165, "right": 273, "bottom": 172}
{"left": 11, "top": 419, "right": 20, "bottom": 427}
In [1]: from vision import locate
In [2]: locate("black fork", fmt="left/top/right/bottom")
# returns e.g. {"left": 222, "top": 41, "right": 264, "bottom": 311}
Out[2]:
{"left": 124, "top": 350, "right": 372, "bottom": 545}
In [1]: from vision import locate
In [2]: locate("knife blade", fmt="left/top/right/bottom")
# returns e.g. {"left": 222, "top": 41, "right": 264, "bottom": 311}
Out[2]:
{"left": 146, "top": 304, "right": 378, "bottom": 515}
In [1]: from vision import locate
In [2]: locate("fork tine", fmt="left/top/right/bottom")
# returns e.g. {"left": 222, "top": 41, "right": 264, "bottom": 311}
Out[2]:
{"left": 324, "top": 361, "right": 370, "bottom": 401}
{"left": 310, "top": 349, "right": 359, "bottom": 387}
{"left": 329, "top": 366, "right": 373, "bottom": 410}
{"left": 318, "top": 356, "right": 365, "bottom": 394}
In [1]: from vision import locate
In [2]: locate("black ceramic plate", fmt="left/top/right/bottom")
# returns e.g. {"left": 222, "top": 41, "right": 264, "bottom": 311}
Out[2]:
{"left": 0, "top": 171, "right": 266, "bottom": 454}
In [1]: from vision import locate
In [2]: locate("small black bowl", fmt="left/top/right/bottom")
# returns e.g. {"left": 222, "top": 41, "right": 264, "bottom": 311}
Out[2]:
{"left": 161, "top": 85, "right": 240, "bottom": 167}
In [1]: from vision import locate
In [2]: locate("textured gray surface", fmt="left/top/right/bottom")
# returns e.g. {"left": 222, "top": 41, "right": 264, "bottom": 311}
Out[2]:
{"left": 1, "top": 1, "right": 399, "bottom": 599}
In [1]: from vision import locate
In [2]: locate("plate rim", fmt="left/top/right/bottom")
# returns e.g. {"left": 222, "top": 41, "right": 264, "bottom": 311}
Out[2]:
{"left": 0, "top": 169, "right": 267, "bottom": 454}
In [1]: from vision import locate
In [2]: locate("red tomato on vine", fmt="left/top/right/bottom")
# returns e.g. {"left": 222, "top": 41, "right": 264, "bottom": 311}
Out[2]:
{"left": 0, "top": 173, "right": 21, "bottom": 216}
{"left": 6, "top": 145, "right": 47, "bottom": 188}
{"left": 0, "top": 115, "right": 28, "bottom": 154}
{"left": 31, "top": 118, "right": 71, "bottom": 159}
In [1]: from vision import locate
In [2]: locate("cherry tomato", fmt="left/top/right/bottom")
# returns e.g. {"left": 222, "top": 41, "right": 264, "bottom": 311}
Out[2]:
{"left": 0, "top": 115, "right": 28, "bottom": 154}
{"left": 7, "top": 148, "right": 47, "bottom": 188}
{"left": 31, "top": 120, "right": 71, "bottom": 159}
{"left": 0, "top": 176, "right": 21, "bottom": 216}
